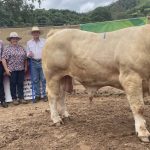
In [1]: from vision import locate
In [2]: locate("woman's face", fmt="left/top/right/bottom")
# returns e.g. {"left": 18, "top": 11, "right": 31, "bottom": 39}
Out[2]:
{"left": 10, "top": 37, "right": 19, "bottom": 45}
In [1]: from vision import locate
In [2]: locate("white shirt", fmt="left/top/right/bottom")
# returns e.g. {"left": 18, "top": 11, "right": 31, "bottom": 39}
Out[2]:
{"left": 26, "top": 38, "right": 45, "bottom": 59}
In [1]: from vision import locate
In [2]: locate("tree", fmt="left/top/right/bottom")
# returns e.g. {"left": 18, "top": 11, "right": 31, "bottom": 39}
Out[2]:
{"left": 0, "top": 0, "right": 150, "bottom": 27}
{"left": 89, "top": 7, "right": 112, "bottom": 22}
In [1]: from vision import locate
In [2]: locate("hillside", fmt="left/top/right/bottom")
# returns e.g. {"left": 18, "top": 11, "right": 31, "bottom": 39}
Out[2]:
{"left": 108, "top": 0, "right": 150, "bottom": 19}
{"left": 1, "top": 0, "right": 150, "bottom": 27}
{"left": 83, "top": 0, "right": 150, "bottom": 23}
{"left": 127, "top": 0, "right": 150, "bottom": 18}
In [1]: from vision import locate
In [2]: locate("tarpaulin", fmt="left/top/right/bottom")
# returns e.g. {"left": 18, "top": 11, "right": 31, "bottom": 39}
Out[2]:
{"left": 80, "top": 17, "right": 147, "bottom": 33}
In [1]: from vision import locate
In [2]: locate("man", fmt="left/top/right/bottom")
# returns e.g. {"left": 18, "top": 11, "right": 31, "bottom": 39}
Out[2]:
{"left": 26, "top": 26, "right": 47, "bottom": 102}
{"left": 0, "top": 40, "right": 8, "bottom": 108}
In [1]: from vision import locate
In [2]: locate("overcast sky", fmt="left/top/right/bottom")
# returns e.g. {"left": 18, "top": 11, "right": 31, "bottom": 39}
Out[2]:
{"left": 33, "top": 0, "right": 118, "bottom": 12}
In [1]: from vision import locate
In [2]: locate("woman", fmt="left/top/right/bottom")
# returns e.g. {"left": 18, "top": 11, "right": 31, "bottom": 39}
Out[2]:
{"left": 2, "top": 32, "right": 27, "bottom": 105}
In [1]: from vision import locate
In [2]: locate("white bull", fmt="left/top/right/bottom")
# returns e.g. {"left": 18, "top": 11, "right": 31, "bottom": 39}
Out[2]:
{"left": 42, "top": 25, "right": 150, "bottom": 142}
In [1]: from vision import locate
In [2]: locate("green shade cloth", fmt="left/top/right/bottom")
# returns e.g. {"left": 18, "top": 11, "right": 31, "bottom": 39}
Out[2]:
{"left": 80, "top": 17, "right": 147, "bottom": 33}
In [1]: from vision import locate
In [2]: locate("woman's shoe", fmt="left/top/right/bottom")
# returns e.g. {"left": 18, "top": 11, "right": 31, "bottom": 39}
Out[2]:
{"left": 1, "top": 102, "right": 8, "bottom": 108}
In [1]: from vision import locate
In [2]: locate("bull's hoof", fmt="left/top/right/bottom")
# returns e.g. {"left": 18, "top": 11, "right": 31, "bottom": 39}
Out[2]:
{"left": 55, "top": 121, "right": 63, "bottom": 127}
{"left": 62, "top": 116, "right": 72, "bottom": 122}
{"left": 50, "top": 120, "right": 64, "bottom": 127}
{"left": 139, "top": 136, "right": 150, "bottom": 143}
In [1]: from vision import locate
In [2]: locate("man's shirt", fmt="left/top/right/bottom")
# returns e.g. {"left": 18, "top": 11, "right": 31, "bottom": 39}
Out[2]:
{"left": 26, "top": 38, "right": 45, "bottom": 59}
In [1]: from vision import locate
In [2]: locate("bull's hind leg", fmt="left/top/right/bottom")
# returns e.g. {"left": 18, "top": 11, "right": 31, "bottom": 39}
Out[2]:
{"left": 47, "top": 77, "right": 63, "bottom": 125}
{"left": 119, "top": 71, "right": 150, "bottom": 142}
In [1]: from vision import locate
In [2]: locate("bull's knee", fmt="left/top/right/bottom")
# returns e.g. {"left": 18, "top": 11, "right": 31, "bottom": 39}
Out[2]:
{"left": 135, "top": 106, "right": 144, "bottom": 115}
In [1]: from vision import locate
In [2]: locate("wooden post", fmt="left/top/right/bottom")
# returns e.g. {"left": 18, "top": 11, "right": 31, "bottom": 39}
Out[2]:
{"left": 147, "top": 16, "right": 150, "bottom": 24}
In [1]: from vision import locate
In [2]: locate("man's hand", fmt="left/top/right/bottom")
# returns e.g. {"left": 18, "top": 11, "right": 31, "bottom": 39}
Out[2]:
{"left": 28, "top": 51, "right": 34, "bottom": 58}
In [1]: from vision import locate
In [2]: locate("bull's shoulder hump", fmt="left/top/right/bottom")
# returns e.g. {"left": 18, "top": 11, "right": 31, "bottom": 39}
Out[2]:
{"left": 47, "top": 28, "right": 81, "bottom": 37}
{"left": 47, "top": 29, "right": 92, "bottom": 40}
{"left": 58, "top": 29, "right": 98, "bottom": 37}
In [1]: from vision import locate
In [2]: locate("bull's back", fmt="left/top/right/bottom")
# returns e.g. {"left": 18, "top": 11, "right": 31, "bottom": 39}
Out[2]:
{"left": 68, "top": 25, "right": 150, "bottom": 79}
{"left": 43, "top": 25, "right": 150, "bottom": 85}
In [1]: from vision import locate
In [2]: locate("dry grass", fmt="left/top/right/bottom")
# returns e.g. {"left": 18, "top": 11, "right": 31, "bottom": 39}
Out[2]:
{"left": 0, "top": 25, "right": 79, "bottom": 47}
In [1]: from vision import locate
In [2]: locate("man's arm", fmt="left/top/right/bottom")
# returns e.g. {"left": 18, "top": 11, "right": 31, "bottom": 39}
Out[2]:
{"left": 26, "top": 42, "right": 34, "bottom": 58}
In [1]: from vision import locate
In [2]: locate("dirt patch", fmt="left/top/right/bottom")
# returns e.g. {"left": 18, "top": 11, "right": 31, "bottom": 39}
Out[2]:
{"left": 0, "top": 86, "right": 150, "bottom": 150}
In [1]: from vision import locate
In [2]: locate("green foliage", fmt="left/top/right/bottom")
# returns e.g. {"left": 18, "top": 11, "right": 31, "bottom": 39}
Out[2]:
{"left": 0, "top": 0, "right": 35, "bottom": 26}
{"left": 109, "top": 0, "right": 150, "bottom": 19}
{"left": 1, "top": 0, "right": 150, "bottom": 27}
{"left": 109, "top": 0, "right": 137, "bottom": 19}
{"left": 88, "top": 7, "right": 112, "bottom": 22}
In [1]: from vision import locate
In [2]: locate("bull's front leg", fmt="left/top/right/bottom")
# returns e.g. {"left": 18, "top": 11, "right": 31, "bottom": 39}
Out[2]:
{"left": 57, "top": 85, "right": 70, "bottom": 120}
{"left": 119, "top": 71, "right": 150, "bottom": 142}
{"left": 47, "top": 78, "right": 64, "bottom": 125}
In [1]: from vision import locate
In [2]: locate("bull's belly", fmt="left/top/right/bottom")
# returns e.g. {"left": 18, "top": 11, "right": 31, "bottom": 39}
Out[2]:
{"left": 82, "top": 79, "right": 122, "bottom": 89}
{"left": 70, "top": 67, "right": 122, "bottom": 90}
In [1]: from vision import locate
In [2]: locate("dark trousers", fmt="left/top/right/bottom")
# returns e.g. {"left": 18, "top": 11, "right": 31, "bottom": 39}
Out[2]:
{"left": 9, "top": 70, "right": 25, "bottom": 100}
{"left": 0, "top": 63, "right": 5, "bottom": 103}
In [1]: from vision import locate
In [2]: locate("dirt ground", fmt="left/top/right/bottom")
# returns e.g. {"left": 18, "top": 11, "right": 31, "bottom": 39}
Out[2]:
{"left": 1, "top": 86, "right": 150, "bottom": 150}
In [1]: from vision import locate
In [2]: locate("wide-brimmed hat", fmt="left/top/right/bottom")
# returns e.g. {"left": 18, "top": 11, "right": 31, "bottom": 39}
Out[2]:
{"left": 30, "top": 26, "right": 43, "bottom": 34}
{"left": 7, "top": 32, "right": 22, "bottom": 41}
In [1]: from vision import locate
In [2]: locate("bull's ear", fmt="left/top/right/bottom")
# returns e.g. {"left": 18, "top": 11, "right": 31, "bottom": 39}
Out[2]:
{"left": 147, "top": 16, "right": 150, "bottom": 24}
